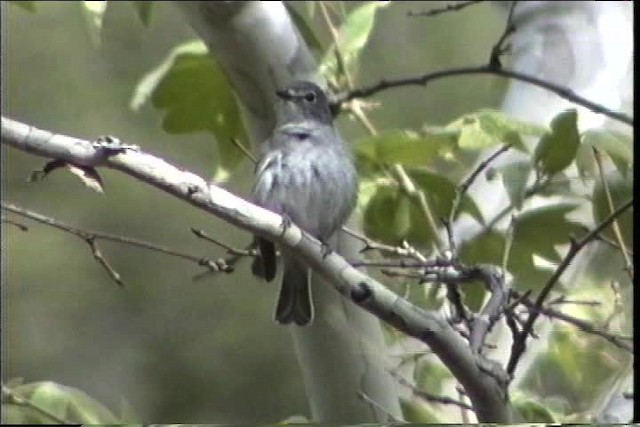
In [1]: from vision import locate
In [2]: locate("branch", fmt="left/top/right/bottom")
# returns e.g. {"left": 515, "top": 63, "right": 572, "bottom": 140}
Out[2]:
{"left": 511, "top": 291, "right": 633, "bottom": 353}
{"left": 1, "top": 115, "right": 512, "bottom": 422}
{"left": 506, "top": 197, "right": 634, "bottom": 375}
{"left": 2, "top": 202, "right": 234, "bottom": 287}
{"left": 335, "top": 65, "right": 633, "bottom": 127}
{"left": 407, "top": 0, "right": 485, "bottom": 18}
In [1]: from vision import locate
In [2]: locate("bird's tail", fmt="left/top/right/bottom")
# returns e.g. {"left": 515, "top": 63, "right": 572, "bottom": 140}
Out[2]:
{"left": 275, "top": 260, "right": 313, "bottom": 326}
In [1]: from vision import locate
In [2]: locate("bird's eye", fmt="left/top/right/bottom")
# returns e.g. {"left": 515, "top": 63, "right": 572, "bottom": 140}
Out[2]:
{"left": 304, "top": 92, "right": 317, "bottom": 103}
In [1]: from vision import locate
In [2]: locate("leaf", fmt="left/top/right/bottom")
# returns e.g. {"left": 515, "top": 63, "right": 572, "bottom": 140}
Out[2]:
{"left": 407, "top": 168, "right": 484, "bottom": 226}
{"left": 354, "top": 129, "right": 458, "bottom": 174}
{"left": 81, "top": 1, "right": 109, "bottom": 48}
{"left": 533, "top": 109, "right": 580, "bottom": 175}
{"left": 495, "top": 161, "right": 531, "bottom": 210}
{"left": 513, "top": 395, "right": 557, "bottom": 423}
{"left": 363, "top": 184, "right": 409, "bottom": 244}
{"left": 8, "top": 1, "right": 36, "bottom": 12}
{"left": 3, "top": 381, "right": 119, "bottom": 424}
{"left": 513, "top": 203, "right": 582, "bottom": 262}
{"left": 363, "top": 169, "right": 484, "bottom": 246}
{"left": 130, "top": 0, "right": 153, "bottom": 26}
{"left": 460, "top": 205, "right": 584, "bottom": 293}
{"left": 446, "top": 109, "right": 545, "bottom": 151}
{"left": 284, "top": 3, "right": 324, "bottom": 52}
{"left": 131, "top": 40, "right": 248, "bottom": 180}
{"left": 399, "top": 397, "right": 440, "bottom": 423}
{"left": 577, "top": 129, "right": 633, "bottom": 179}
{"left": 319, "top": 1, "right": 390, "bottom": 79}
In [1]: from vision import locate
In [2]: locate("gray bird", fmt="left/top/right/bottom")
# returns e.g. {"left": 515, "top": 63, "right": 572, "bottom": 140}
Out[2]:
{"left": 251, "top": 81, "right": 358, "bottom": 326}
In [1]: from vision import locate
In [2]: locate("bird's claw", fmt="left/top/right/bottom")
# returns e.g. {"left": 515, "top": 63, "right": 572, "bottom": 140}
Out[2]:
{"left": 320, "top": 240, "right": 333, "bottom": 259}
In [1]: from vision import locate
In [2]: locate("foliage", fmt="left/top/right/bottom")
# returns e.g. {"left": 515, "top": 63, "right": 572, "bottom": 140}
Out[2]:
{"left": 4, "top": 1, "right": 632, "bottom": 424}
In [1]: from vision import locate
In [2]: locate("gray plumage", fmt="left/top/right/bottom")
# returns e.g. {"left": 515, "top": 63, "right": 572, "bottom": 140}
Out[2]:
{"left": 251, "top": 81, "right": 358, "bottom": 326}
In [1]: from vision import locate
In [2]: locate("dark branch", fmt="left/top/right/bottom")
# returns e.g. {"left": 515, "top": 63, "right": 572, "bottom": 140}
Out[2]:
{"left": 408, "top": 0, "right": 485, "bottom": 18}
{"left": 2, "top": 202, "right": 235, "bottom": 287}
{"left": 335, "top": 65, "right": 633, "bottom": 126}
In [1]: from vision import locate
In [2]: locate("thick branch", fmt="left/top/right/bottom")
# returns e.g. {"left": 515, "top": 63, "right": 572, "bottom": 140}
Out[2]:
{"left": 1, "top": 116, "right": 511, "bottom": 422}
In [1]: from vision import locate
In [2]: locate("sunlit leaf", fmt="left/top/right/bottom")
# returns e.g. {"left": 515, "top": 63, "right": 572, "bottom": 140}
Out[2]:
{"left": 354, "top": 129, "right": 458, "bottom": 174}
{"left": 446, "top": 109, "right": 545, "bottom": 151}
{"left": 319, "top": 1, "right": 390, "bottom": 79}
{"left": 3, "top": 381, "right": 119, "bottom": 424}
{"left": 400, "top": 396, "right": 441, "bottom": 423}
{"left": 533, "top": 110, "right": 580, "bottom": 175}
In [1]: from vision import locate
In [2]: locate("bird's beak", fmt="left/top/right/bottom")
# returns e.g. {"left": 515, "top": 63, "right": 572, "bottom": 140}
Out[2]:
{"left": 276, "top": 88, "right": 294, "bottom": 101}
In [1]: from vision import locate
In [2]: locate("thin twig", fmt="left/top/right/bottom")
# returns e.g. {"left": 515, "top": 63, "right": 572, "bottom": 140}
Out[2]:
{"left": 230, "top": 137, "right": 256, "bottom": 164}
{"left": 1, "top": 217, "right": 29, "bottom": 231}
{"left": 448, "top": 144, "right": 512, "bottom": 229}
{"left": 2, "top": 202, "right": 234, "bottom": 287}
{"left": 408, "top": 0, "right": 485, "bottom": 17}
{"left": 592, "top": 148, "right": 633, "bottom": 279}
{"left": 389, "top": 370, "right": 474, "bottom": 411}
{"left": 336, "top": 65, "right": 633, "bottom": 126}
{"left": 512, "top": 291, "right": 633, "bottom": 353}
{"left": 191, "top": 228, "right": 257, "bottom": 257}
{"left": 342, "top": 226, "right": 428, "bottom": 261}
{"left": 357, "top": 390, "right": 405, "bottom": 423}
{"left": 489, "top": 1, "right": 518, "bottom": 68}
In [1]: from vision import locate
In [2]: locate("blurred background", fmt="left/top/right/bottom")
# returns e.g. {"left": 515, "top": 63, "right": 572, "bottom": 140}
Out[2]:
{"left": 4, "top": 1, "right": 619, "bottom": 423}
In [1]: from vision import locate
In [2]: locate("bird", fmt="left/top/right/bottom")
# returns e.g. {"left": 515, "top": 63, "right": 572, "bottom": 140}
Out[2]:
{"left": 251, "top": 80, "right": 358, "bottom": 326}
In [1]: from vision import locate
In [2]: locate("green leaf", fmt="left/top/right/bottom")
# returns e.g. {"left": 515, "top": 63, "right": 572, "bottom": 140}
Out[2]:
{"left": 363, "top": 168, "right": 484, "bottom": 246}
{"left": 592, "top": 173, "right": 633, "bottom": 244}
{"left": 513, "top": 203, "right": 582, "bottom": 262}
{"left": 131, "top": 40, "right": 247, "bottom": 180}
{"left": 130, "top": 0, "right": 153, "bottom": 26}
{"left": 446, "top": 109, "right": 545, "bottom": 151}
{"left": 495, "top": 161, "right": 531, "bottom": 210}
{"left": 577, "top": 130, "right": 633, "bottom": 179}
{"left": 8, "top": 1, "right": 36, "bottom": 12}
{"left": 400, "top": 397, "right": 441, "bottom": 423}
{"left": 354, "top": 129, "right": 458, "bottom": 174}
{"left": 513, "top": 395, "right": 557, "bottom": 423}
{"left": 285, "top": 3, "right": 324, "bottom": 52}
{"left": 319, "top": 1, "right": 390, "bottom": 79}
{"left": 461, "top": 204, "right": 584, "bottom": 293}
{"left": 3, "top": 381, "right": 119, "bottom": 424}
{"left": 533, "top": 109, "right": 580, "bottom": 175}
{"left": 81, "top": 0, "right": 109, "bottom": 48}
{"left": 408, "top": 168, "right": 484, "bottom": 226}
{"left": 363, "top": 184, "right": 408, "bottom": 244}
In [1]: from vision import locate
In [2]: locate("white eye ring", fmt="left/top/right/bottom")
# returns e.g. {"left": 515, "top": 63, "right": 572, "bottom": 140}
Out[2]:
{"left": 304, "top": 92, "right": 317, "bottom": 103}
